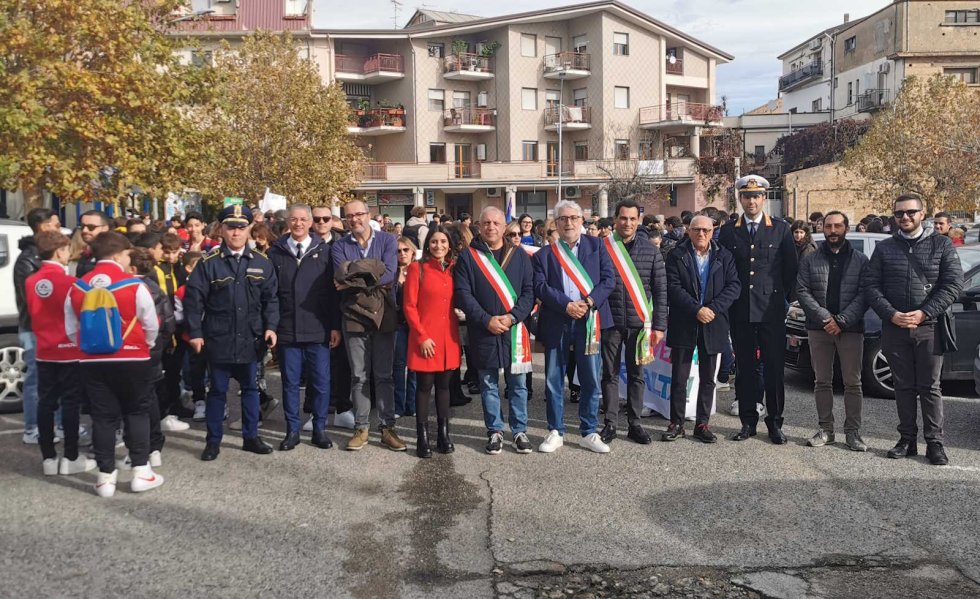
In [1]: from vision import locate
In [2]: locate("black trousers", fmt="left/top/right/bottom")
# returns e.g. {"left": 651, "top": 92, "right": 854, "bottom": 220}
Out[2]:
{"left": 600, "top": 327, "right": 645, "bottom": 426}
{"left": 669, "top": 331, "right": 718, "bottom": 426}
{"left": 37, "top": 362, "right": 81, "bottom": 461}
{"left": 731, "top": 318, "right": 786, "bottom": 429}
{"left": 83, "top": 361, "right": 154, "bottom": 473}
{"left": 881, "top": 323, "right": 945, "bottom": 443}
{"left": 160, "top": 342, "right": 185, "bottom": 416}
{"left": 331, "top": 342, "right": 353, "bottom": 413}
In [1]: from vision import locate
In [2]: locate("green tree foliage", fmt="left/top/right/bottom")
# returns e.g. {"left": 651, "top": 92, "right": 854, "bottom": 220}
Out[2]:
{"left": 843, "top": 74, "right": 980, "bottom": 214}
{"left": 187, "top": 32, "right": 362, "bottom": 208}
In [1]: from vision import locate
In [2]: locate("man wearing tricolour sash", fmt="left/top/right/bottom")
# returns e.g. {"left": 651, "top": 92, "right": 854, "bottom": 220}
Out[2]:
{"left": 533, "top": 200, "right": 616, "bottom": 454}
{"left": 454, "top": 207, "right": 537, "bottom": 455}
{"left": 599, "top": 199, "right": 668, "bottom": 446}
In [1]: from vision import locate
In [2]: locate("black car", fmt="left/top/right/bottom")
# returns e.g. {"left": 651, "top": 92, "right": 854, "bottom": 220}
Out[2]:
{"left": 785, "top": 238, "right": 980, "bottom": 398}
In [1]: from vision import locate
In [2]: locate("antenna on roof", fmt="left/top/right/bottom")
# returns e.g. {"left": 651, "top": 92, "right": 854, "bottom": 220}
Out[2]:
{"left": 391, "top": 0, "right": 402, "bottom": 28}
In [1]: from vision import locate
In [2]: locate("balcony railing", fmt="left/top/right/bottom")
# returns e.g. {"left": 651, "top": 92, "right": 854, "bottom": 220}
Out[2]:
{"left": 350, "top": 107, "right": 408, "bottom": 128}
{"left": 444, "top": 53, "right": 493, "bottom": 75}
{"left": 450, "top": 161, "right": 481, "bottom": 179}
{"left": 857, "top": 89, "right": 890, "bottom": 112}
{"left": 336, "top": 53, "right": 404, "bottom": 75}
{"left": 361, "top": 163, "right": 388, "bottom": 180}
{"left": 666, "top": 57, "right": 684, "bottom": 75}
{"left": 778, "top": 60, "right": 823, "bottom": 91}
{"left": 545, "top": 160, "right": 575, "bottom": 177}
{"left": 543, "top": 52, "right": 591, "bottom": 72}
{"left": 443, "top": 107, "right": 495, "bottom": 127}
{"left": 544, "top": 105, "right": 592, "bottom": 126}
{"left": 639, "top": 102, "right": 724, "bottom": 126}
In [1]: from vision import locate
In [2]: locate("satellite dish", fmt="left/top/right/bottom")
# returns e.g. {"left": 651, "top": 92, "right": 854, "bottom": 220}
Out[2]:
{"left": 668, "top": 55, "right": 677, "bottom": 65}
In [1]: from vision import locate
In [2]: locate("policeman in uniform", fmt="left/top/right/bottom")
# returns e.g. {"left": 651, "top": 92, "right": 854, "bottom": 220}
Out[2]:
{"left": 718, "top": 175, "right": 798, "bottom": 444}
{"left": 184, "top": 205, "right": 280, "bottom": 461}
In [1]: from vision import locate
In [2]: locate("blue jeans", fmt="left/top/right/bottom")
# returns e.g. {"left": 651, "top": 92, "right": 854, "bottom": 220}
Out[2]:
{"left": 19, "top": 330, "right": 38, "bottom": 430}
{"left": 279, "top": 342, "right": 331, "bottom": 433}
{"left": 544, "top": 320, "right": 601, "bottom": 436}
{"left": 206, "top": 361, "right": 259, "bottom": 444}
{"left": 393, "top": 324, "right": 417, "bottom": 416}
{"left": 479, "top": 369, "right": 528, "bottom": 435}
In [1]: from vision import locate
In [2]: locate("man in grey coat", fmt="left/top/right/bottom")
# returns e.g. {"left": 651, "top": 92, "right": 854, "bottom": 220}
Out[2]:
{"left": 796, "top": 211, "right": 869, "bottom": 452}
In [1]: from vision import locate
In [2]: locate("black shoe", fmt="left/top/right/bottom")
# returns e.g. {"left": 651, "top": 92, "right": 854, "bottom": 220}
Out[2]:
{"left": 661, "top": 422, "right": 685, "bottom": 441}
{"left": 449, "top": 393, "right": 471, "bottom": 407}
{"left": 200, "top": 443, "right": 220, "bottom": 461}
{"left": 693, "top": 424, "right": 717, "bottom": 444}
{"left": 172, "top": 405, "right": 195, "bottom": 419}
{"left": 600, "top": 423, "right": 617, "bottom": 444}
{"left": 279, "top": 431, "right": 300, "bottom": 451}
{"left": 926, "top": 441, "right": 948, "bottom": 465}
{"left": 466, "top": 381, "right": 481, "bottom": 395}
{"left": 416, "top": 422, "right": 432, "bottom": 459}
{"left": 731, "top": 425, "right": 757, "bottom": 441}
{"left": 887, "top": 438, "right": 918, "bottom": 459}
{"left": 436, "top": 418, "right": 455, "bottom": 454}
{"left": 627, "top": 424, "right": 652, "bottom": 445}
{"left": 485, "top": 431, "right": 503, "bottom": 455}
{"left": 243, "top": 436, "right": 274, "bottom": 455}
{"left": 569, "top": 388, "right": 580, "bottom": 403}
{"left": 311, "top": 430, "right": 334, "bottom": 449}
{"left": 768, "top": 428, "right": 787, "bottom": 445}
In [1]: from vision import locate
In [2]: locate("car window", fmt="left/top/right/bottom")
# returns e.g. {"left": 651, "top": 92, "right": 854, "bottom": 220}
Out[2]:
{"left": 957, "top": 248, "right": 980, "bottom": 273}
{"left": 849, "top": 239, "right": 865, "bottom": 254}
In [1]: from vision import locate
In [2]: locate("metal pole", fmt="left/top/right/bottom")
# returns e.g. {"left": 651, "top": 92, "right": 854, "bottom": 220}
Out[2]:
{"left": 557, "top": 71, "right": 564, "bottom": 199}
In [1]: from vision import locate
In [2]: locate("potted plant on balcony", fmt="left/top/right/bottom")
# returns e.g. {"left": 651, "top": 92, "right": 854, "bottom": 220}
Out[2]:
{"left": 479, "top": 41, "right": 500, "bottom": 58}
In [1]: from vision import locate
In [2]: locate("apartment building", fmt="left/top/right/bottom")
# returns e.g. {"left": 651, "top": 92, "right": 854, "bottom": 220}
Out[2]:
{"left": 170, "top": 0, "right": 731, "bottom": 221}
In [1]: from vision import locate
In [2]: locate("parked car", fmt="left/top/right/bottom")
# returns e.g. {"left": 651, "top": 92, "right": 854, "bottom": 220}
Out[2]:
{"left": 0, "top": 219, "right": 32, "bottom": 413}
{"left": 785, "top": 233, "right": 980, "bottom": 398}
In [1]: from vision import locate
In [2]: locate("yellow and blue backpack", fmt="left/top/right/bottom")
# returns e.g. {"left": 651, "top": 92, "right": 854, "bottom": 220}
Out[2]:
{"left": 74, "top": 278, "right": 143, "bottom": 354}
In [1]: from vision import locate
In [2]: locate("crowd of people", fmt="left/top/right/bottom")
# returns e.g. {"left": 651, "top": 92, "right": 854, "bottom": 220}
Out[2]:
{"left": 11, "top": 174, "right": 963, "bottom": 498}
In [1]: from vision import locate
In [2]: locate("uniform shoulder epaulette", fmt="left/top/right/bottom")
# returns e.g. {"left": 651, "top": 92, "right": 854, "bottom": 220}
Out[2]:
{"left": 252, "top": 248, "right": 268, "bottom": 259}
{"left": 202, "top": 249, "right": 220, "bottom": 261}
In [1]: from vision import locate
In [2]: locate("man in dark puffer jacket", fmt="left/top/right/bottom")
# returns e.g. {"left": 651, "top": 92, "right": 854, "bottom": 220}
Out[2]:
{"left": 865, "top": 194, "right": 962, "bottom": 466}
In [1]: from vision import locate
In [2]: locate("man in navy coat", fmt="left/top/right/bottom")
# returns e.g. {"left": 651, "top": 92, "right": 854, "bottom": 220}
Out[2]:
{"left": 533, "top": 200, "right": 616, "bottom": 454}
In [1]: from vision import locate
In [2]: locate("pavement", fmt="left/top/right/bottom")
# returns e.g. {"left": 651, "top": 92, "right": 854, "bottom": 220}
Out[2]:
{"left": 2, "top": 355, "right": 980, "bottom": 599}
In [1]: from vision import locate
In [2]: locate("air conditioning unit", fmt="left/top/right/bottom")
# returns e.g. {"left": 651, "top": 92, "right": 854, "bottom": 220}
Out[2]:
{"left": 879, "top": 62, "right": 891, "bottom": 74}
{"left": 563, "top": 186, "right": 581, "bottom": 199}
{"left": 477, "top": 91, "right": 489, "bottom": 107}
{"left": 809, "top": 38, "right": 822, "bottom": 51}
{"left": 486, "top": 187, "right": 501, "bottom": 198}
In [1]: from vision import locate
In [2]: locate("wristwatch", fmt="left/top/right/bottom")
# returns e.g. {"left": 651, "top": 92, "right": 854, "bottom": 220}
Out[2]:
{"left": 508, "top": 313, "right": 517, "bottom": 325}
{"left": 585, "top": 296, "right": 595, "bottom": 309}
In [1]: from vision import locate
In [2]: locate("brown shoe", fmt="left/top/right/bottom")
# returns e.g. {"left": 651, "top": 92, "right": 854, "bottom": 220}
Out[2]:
{"left": 380, "top": 427, "right": 407, "bottom": 451}
{"left": 346, "top": 428, "right": 370, "bottom": 451}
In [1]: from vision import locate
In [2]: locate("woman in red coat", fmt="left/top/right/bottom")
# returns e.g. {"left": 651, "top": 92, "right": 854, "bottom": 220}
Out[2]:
{"left": 403, "top": 226, "right": 461, "bottom": 458}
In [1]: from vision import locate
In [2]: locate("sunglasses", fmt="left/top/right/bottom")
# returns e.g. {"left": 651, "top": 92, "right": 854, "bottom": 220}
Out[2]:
{"left": 79, "top": 223, "right": 105, "bottom": 231}
{"left": 893, "top": 209, "right": 921, "bottom": 219}
{"left": 397, "top": 248, "right": 413, "bottom": 253}
{"left": 506, "top": 232, "right": 520, "bottom": 238}
{"left": 312, "top": 216, "right": 330, "bottom": 223}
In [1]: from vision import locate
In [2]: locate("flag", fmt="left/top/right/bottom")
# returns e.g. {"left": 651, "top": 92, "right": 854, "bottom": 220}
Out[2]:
{"left": 505, "top": 193, "right": 514, "bottom": 224}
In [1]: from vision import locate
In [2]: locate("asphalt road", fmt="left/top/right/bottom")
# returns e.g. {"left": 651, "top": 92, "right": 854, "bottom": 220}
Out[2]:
{"left": 2, "top": 358, "right": 980, "bottom": 599}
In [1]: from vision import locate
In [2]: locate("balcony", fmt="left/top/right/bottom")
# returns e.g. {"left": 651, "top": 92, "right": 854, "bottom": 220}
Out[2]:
{"left": 666, "top": 57, "right": 684, "bottom": 76}
{"left": 348, "top": 108, "right": 408, "bottom": 137}
{"left": 544, "top": 105, "right": 592, "bottom": 131}
{"left": 450, "top": 162, "right": 481, "bottom": 179}
{"left": 443, "top": 53, "right": 494, "bottom": 81}
{"left": 638, "top": 102, "right": 724, "bottom": 130}
{"left": 335, "top": 53, "right": 405, "bottom": 84}
{"left": 857, "top": 89, "right": 890, "bottom": 112}
{"left": 360, "top": 163, "right": 388, "bottom": 181}
{"left": 544, "top": 160, "right": 575, "bottom": 177}
{"left": 778, "top": 60, "right": 823, "bottom": 92}
{"left": 443, "top": 107, "right": 495, "bottom": 133}
{"left": 543, "top": 52, "right": 591, "bottom": 80}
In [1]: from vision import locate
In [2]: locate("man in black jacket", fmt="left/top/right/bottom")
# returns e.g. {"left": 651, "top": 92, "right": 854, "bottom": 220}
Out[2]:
{"left": 796, "top": 211, "right": 869, "bottom": 452}
{"left": 74, "top": 210, "right": 111, "bottom": 278}
{"left": 718, "top": 175, "right": 798, "bottom": 444}
{"left": 663, "top": 215, "right": 741, "bottom": 442}
{"left": 865, "top": 194, "right": 963, "bottom": 465}
{"left": 599, "top": 200, "right": 667, "bottom": 445}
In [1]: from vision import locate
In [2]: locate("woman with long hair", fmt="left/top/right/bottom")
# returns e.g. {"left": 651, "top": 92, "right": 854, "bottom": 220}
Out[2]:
{"left": 517, "top": 213, "right": 542, "bottom": 247}
{"left": 250, "top": 222, "right": 276, "bottom": 253}
{"left": 403, "top": 226, "right": 461, "bottom": 458}
{"left": 791, "top": 220, "right": 817, "bottom": 261}
{"left": 393, "top": 236, "right": 419, "bottom": 419}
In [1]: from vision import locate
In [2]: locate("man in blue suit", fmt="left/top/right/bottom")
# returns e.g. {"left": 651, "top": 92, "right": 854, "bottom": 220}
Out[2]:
{"left": 533, "top": 200, "right": 616, "bottom": 453}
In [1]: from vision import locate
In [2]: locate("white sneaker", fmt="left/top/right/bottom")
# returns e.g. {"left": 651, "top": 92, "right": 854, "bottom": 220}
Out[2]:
{"left": 332, "top": 410, "right": 356, "bottom": 430}
{"left": 149, "top": 450, "right": 162, "bottom": 468}
{"left": 302, "top": 416, "right": 314, "bottom": 433}
{"left": 192, "top": 400, "right": 206, "bottom": 422}
{"left": 538, "top": 430, "right": 564, "bottom": 453}
{"left": 716, "top": 379, "right": 730, "bottom": 390}
{"left": 59, "top": 456, "right": 97, "bottom": 475}
{"left": 581, "top": 432, "right": 611, "bottom": 453}
{"left": 180, "top": 389, "right": 194, "bottom": 409}
{"left": 729, "top": 400, "right": 739, "bottom": 416}
{"left": 23, "top": 427, "right": 61, "bottom": 445}
{"left": 78, "top": 425, "right": 92, "bottom": 447}
{"left": 640, "top": 407, "right": 654, "bottom": 418}
{"left": 115, "top": 429, "right": 125, "bottom": 448}
{"left": 42, "top": 458, "right": 59, "bottom": 476}
{"left": 131, "top": 465, "right": 164, "bottom": 493}
{"left": 160, "top": 415, "right": 190, "bottom": 432}
{"left": 95, "top": 470, "right": 118, "bottom": 497}
{"left": 757, "top": 403, "right": 767, "bottom": 418}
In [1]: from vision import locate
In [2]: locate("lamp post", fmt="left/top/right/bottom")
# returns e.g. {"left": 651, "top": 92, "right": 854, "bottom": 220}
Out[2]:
{"left": 557, "top": 69, "right": 566, "bottom": 199}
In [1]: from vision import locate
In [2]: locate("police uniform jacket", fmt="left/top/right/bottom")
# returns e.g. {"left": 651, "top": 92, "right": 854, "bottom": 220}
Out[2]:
{"left": 268, "top": 234, "right": 339, "bottom": 345}
{"left": 184, "top": 244, "right": 280, "bottom": 364}
{"left": 718, "top": 214, "right": 798, "bottom": 324}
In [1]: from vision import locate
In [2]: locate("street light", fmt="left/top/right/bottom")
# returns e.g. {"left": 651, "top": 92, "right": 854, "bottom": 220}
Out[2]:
{"left": 556, "top": 68, "right": 566, "bottom": 199}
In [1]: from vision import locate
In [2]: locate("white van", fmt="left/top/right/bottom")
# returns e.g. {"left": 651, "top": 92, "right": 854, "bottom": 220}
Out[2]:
{"left": 0, "top": 219, "right": 32, "bottom": 412}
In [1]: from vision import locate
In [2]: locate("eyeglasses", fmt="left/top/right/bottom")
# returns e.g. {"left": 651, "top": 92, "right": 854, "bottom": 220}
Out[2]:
{"left": 397, "top": 248, "right": 413, "bottom": 253}
{"left": 893, "top": 209, "right": 921, "bottom": 219}
{"left": 312, "top": 216, "right": 330, "bottom": 223}
{"left": 520, "top": 220, "right": 532, "bottom": 225}
{"left": 690, "top": 227, "right": 713, "bottom": 235}
{"left": 556, "top": 215, "right": 582, "bottom": 223}
{"left": 79, "top": 223, "right": 105, "bottom": 231}
{"left": 288, "top": 217, "right": 310, "bottom": 223}
{"left": 506, "top": 232, "right": 520, "bottom": 238}
{"left": 345, "top": 211, "right": 369, "bottom": 220}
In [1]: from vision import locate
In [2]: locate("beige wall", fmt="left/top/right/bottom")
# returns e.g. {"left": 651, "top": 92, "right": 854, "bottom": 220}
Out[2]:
{"left": 906, "top": 0, "right": 980, "bottom": 53}
{"left": 834, "top": 4, "right": 900, "bottom": 74}
{"left": 783, "top": 162, "right": 883, "bottom": 222}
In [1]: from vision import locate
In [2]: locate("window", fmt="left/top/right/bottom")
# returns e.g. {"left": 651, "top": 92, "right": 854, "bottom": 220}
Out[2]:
{"left": 516, "top": 190, "right": 547, "bottom": 221}
{"left": 545, "top": 90, "right": 560, "bottom": 107}
{"left": 945, "top": 67, "right": 978, "bottom": 84}
{"left": 572, "top": 35, "right": 587, "bottom": 53}
{"left": 945, "top": 10, "right": 980, "bottom": 24}
{"left": 572, "top": 88, "right": 588, "bottom": 107}
{"left": 191, "top": 50, "right": 213, "bottom": 67}
{"left": 284, "top": 0, "right": 306, "bottom": 16}
{"left": 522, "top": 141, "right": 538, "bottom": 161}
{"left": 614, "top": 86, "right": 630, "bottom": 109}
{"left": 430, "top": 143, "right": 447, "bottom": 163}
{"left": 476, "top": 143, "right": 487, "bottom": 161}
{"left": 844, "top": 36, "right": 856, "bottom": 53}
{"left": 614, "top": 139, "right": 630, "bottom": 160}
{"left": 638, "top": 141, "right": 655, "bottom": 160}
{"left": 834, "top": 76, "right": 839, "bottom": 89}
{"left": 812, "top": 98, "right": 822, "bottom": 111}
{"left": 428, "top": 89, "right": 445, "bottom": 111}
{"left": 521, "top": 33, "right": 537, "bottom": 57}
{"left": 613, "top": 32, "right": 629, "bottom": 56}
{"left": 427, "top": 43, "right": 444, "bottom": 58}
{"left": 847, "top": 81, "right": 853, "bottom": 105}
{"left": 452, "top": 90, "right": 470, "bottom": 108}
{"left": 754, "top": 145, "right": 766, "bottom": 164}
{"left": 574, "top": 142, "right": 589, "bottom": 161}
{"left": 521, "top": 88, "right": 537, "bottom": 110}
{"left": 545, "top": 36, "right": 562, "bottom": 56}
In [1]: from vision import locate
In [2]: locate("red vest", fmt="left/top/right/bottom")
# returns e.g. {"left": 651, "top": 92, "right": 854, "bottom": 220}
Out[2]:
{"left": 26, "top": 262, "right": 80, "bottom": 362}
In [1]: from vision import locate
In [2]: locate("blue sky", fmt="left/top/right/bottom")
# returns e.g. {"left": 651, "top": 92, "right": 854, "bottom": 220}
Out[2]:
{"left": 313, "top": 0, "right": 885, "bottom": 115}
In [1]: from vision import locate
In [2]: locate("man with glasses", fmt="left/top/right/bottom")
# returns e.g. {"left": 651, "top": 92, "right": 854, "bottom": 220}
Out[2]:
{"left": 75, "top": 210, "right": 111, "bottom": 278}
{"left": 718, "top": 175, "right": 798, "bottom": 444}
{"left": 332, "top": 200, "right": 405, "bottom": 452}
{"left": 865, "top": 194, "right": 963, "bottom": 465}
{"left": 533, "top": 200, "right": 616, "bottom": 453}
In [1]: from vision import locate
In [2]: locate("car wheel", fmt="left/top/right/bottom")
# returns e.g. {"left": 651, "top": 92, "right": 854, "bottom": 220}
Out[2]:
{"left": 0, "top": 345, "right": 25, "bottom": 413}
{"left": 862, "top": 339, "right": 895, "bottom": 399}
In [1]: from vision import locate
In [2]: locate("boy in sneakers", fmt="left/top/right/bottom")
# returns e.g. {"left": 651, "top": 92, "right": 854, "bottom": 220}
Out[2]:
{"left": 173, "top": 252, "right": 208, "bottom": 420}
{"left": 25, "top": 231, "right": 95, "bottom": 476}
{"left": 66, "top": 232, "right": 163, "bottom": 497}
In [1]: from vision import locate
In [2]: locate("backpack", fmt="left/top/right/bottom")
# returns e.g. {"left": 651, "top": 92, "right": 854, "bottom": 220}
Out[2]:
{"left": 74, "top": 278, "right": 144, "bottom": 354}
{"left": 403, "top": 224, "right": 423, "bottom": 248}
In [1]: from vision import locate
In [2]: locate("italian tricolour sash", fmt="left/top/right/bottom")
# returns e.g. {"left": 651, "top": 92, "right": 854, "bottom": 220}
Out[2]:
{"left": 552, "top": 240, "right": 601, "bottom": 355}
{"left": 604, "top": 232, "right": 656, "bottom": 365}
{"left": 468, "top": 247, "right": 533, "bottom": 374}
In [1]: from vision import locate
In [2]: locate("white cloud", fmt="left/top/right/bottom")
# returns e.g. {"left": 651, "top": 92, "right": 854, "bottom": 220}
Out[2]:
{"left": 313, "top": 0, "right": 885, "bottom": 113}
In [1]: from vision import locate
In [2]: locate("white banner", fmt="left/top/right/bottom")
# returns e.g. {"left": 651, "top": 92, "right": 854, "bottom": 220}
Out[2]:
{"left": 617, "top": 337, "right": 718, "bottom": 421}
{"left": 260, "top": 187, "right": 288, "bottom": 213}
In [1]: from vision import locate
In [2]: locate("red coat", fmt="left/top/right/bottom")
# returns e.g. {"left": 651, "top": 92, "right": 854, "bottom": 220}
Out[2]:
{"left": 26, "top": 261, "right": 80, "bottom": 362}
{"left": 403, "top": 259, "right": 461, "bottom": 372}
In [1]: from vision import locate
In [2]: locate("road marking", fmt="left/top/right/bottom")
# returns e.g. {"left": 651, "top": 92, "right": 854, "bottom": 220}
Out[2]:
{"left": 943, "top": 465, "right": 980, "bottom": 473}
{"left": 0, "top": 429, "right": 24, "bottom": 436}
